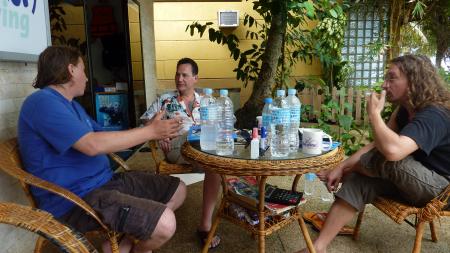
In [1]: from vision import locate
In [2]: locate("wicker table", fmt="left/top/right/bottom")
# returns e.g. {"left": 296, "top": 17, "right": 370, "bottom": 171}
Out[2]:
{"left": 181, "top": 141, "right": 344, "bottom": 253}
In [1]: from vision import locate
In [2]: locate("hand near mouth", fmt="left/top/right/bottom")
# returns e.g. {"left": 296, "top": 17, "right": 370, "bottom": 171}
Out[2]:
{"left": 367, "top": 90, "right": 386, "bottom": 117}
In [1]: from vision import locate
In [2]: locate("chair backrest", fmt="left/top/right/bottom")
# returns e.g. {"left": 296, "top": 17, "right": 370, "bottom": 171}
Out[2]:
{"left": 0, "top": 138, "right": 109, "bottom": 232}
{"left": 0, "top": 138, "right": 37, "bottom": 207}
{"left": 148, "top": 140, "right": 194, "bottom": 174}
{"left": 0, "top": 202, "right": 97, "bottom": 253}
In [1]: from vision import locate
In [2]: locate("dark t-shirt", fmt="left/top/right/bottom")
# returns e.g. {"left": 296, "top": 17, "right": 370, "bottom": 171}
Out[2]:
{"left": 396, "top": 106, "right": 450, "bottom": 176}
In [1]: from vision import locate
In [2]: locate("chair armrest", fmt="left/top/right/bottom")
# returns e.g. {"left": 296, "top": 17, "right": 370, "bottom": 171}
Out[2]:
{"left": 419, "top": 183, "right": 450, "bottom": 222}
{"left": 4, "top": 166, "right": 110, "bottom": 232}
{"left": 0, "top": 202, "right": 97, "bottom": 253}
{"left": 437, "top": 183, "right": 450, "bottom": 205}
{"left": 108, "top": 153, "right": 131, "bottom": 171}
{"left": 148, "top": 140, "right": 162, "bottom": 168}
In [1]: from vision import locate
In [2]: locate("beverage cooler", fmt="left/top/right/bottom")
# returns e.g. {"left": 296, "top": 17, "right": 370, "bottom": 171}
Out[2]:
{"left": 71, "top": 0, "right": 136, "bottom": 130}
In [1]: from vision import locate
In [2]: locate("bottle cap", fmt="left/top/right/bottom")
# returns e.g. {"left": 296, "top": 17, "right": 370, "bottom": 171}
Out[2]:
{"left": 219, "top": 89, "right": 228, "bottom": 96}
{"left": 260, "top": 126, "right": 267, "bottom": 138}
{"left": 288, "top": 88, "right": 297, "bottom": 95}
{"left": 203, "top": 88, "right": 213, "bottom": 95}
{"left": 276, "top": 89, "right": 285, "bottom": 97}
{"left": 305, "top": 173, "right": 316, "bottom": 180}
{"left": 264, "top": 97, "right": 273, "bottom": 104}
{"left": 252, "top": 127, "right": 258, "bottom": 139}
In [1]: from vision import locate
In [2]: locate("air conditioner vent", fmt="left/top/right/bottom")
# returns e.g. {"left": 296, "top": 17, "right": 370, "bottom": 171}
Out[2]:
{"left": 218, "top": 10, "right": 239, "bottom": 28}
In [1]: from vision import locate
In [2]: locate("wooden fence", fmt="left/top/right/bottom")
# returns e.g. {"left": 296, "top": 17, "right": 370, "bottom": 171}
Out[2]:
{"left": 299, "top": 87, "right": 369, "bottom": 125}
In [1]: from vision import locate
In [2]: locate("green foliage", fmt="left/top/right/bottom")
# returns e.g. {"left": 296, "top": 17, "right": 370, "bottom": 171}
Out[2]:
{"left": 185, "top": 0, "right": 349, "bottom": 90}
{"left": 315, "top": 93, "right": 369, "bottom": 155}
{"left": 438, "top": 68, "right": 450, "bottom": 89}
{"left": 310, "top": 4, "right": 349, "bottom": 88}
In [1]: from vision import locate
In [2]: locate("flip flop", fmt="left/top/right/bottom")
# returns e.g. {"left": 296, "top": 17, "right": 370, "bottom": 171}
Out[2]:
{"left": 197, "top": 230, "right": 221, "bottom": 250}
{"left": 303, "top": 211, "right": 354, "bottom": 235}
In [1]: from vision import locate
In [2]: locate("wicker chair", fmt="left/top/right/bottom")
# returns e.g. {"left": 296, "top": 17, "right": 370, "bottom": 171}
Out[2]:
{"left": 353, "top": 184, "right": 450, "bottom": 253}
{"left": 0, "top": 202, "right": 97, "bottom": 253}
{"left": 0, "top": 138, "right": 132, "bottom": 253}
{"left": 148, "top": 140, "right": 195, "bottom": 174}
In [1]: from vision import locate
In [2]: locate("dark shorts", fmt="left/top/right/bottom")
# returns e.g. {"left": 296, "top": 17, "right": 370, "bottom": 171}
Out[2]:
{"left": 335, "top": 148, "right": 450, "bottom": 211}
{"left": 59, "top": 171, "right": 180, "bottom": 240}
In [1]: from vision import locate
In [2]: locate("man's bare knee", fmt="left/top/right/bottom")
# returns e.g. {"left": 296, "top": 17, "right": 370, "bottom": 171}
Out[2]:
{"left": 151, "top": 208, "right": 177, "bottom": 242}
{"left": 167, "top": 180, "right": 186, "bottom": 210}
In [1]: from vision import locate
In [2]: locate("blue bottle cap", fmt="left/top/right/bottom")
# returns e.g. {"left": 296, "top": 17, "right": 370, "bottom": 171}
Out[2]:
{"left": 276, "top": 89, "right": 285, "bottom": 97}
{"left": 288, "top": 88, "right": 297, "bottom": 95}
{"left": 305, "top": 173, "right": 316, "bottom": 180}
{"left": 219, "top": 89, "right": 228, "bottom": 96}
{"left": 260, "top": 126, "right": 267, "bottom": 138}
{"left": 264, "top": 97, "right": 273, "bottom": 104}
{"left": 203, "top": 88, "right": 213, "bottom": 95}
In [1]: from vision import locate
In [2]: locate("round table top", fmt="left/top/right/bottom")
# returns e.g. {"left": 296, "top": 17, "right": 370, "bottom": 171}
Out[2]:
{"left": 181, "top": 141, "right": 345, "bottom": 176}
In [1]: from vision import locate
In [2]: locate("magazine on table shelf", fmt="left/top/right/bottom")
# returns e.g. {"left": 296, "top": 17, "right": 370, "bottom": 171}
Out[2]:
{"left": 226, "top": 176, "right": 306, "bottom": 215}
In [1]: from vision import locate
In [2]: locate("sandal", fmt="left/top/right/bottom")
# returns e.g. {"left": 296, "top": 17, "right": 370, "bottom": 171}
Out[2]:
{"left": 303, "top": 212, "right": 354, "bottom": 235}
{"left": 197, "top": 230, "right": 221, "bottom": 249}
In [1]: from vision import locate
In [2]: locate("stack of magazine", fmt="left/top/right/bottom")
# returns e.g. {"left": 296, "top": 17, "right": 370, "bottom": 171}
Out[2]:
{"left": 226, "top": 176, "right": 306, "bottom": 216}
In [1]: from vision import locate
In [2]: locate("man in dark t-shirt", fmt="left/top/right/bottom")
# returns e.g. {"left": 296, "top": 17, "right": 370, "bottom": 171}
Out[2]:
{"left": 295, "top": 55, "right": 450, "bottom": 253}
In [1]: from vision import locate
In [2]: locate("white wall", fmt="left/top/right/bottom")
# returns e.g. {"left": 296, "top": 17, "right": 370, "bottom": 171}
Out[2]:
{"left": 0, "top": 61, "right": 38, "bottom": 251}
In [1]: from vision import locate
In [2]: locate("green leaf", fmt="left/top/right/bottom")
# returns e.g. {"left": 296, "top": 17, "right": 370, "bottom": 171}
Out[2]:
{"left": 412, "top": 1, "right": 426, "bottom": 19}
{"left": 233, "top": 49, "right": 240, "bottom": 60}
{"left": 208, "top": 28, "right": 216, "bottom": 41}
{"left": 303, "top": 2, "right": 315, "bottom": 19}
{"left": 338, "top": 115, "right": 353, "bottom": 131}
{"left": 249, "top": 16, "right": 255, "bottom": 27}
{"left": 329, "top": 9, "right": 337, "bottom": 18}
{"left": 216, "top": 33, "right": 222, "bottom": 44}
{"left": 238, "top": 56, "right": 247, "bottom": 68}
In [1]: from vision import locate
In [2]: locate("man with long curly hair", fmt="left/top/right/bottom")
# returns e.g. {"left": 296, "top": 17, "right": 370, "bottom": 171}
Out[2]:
{"left": 296, "top": 55, "right": 450, "bottom": 253}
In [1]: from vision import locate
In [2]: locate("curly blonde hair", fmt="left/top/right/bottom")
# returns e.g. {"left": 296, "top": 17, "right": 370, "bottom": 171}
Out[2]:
{"left": 390, "top": 55, "right": 450, "bottom": 112}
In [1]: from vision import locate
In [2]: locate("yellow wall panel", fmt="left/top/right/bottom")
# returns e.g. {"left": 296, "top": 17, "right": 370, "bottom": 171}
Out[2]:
{"left": 53, "top": 25, "right": 86, "bottom": 42}
{"left": 154, "top": 20, "right": 262, "bottom": 41}
{"left": 130, "top": 42, "right": 142, "bottom": 61}
{"left": 156, "top": 61, "right": 168, "bottom": 80}
{"left": 291, "top": 58, "right": 322, "bottom": 76}
{"left": 156, "top": 59, "right": 237, "bottom": 79}
{"left": 155, "top": 39, "right": 260, "bottom": 61}
{"left": 61, "top": 4, "right": 84, "bottom": 25}
{"left": 154, "top": 2, "right": 257, "bottom": 21}
{"left": 128, "top": 5, "right": 139, "bottom": 23}
{"left": 129, "top": 23, "right": 141, "bottom": 43}
{"left": 132, "top": 62, "right": 144, "bottom": 81}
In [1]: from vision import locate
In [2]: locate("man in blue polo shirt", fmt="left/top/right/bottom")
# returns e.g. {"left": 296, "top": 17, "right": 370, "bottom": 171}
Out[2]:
{"left": 18, "top": 46, "right": 186, "bottom": 253}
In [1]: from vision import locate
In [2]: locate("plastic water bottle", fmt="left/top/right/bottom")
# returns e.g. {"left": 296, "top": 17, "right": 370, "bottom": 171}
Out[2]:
{"left": 216, "top": 89, "right": 235, "bottom": 155}
{"left": 287, "top": 89, "right": 301, "bottom": 152}
{"left": 270, "top": 90, "right": 290, "bottom": 157}
{"left": 320, "top": 184, "right": 333, "bottom": 202}
{"left": 262, "top": 97, "right": 272, "bottom": 143}
{"left": 304, "top": 173, "right": 316, "bottom": 196}
{"left": 200, "top": 88, "right": 218, "bottom": 150}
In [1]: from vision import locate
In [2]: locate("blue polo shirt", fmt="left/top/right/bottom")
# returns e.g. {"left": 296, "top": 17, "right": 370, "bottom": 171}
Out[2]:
{"left": 18, "top": 87, "right": 113, "bottom": 217}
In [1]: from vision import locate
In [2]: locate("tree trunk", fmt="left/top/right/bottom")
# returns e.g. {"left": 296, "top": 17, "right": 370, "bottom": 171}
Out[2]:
{"left": 430, "top": 0, "right": 449, "bottom": 67}
{"left": 235, "top": 1, "right": 288, "bottom": 129}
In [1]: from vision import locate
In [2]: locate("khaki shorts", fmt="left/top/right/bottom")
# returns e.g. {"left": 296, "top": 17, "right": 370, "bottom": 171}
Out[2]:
{"left": 335, "top": 148, "right": 450, "bottom": 211}
{"left": 164, "top": 135, "right": 203, "bottom": 172}
{"left": 59, "top": 171, "right": 180, "bottom": 240}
